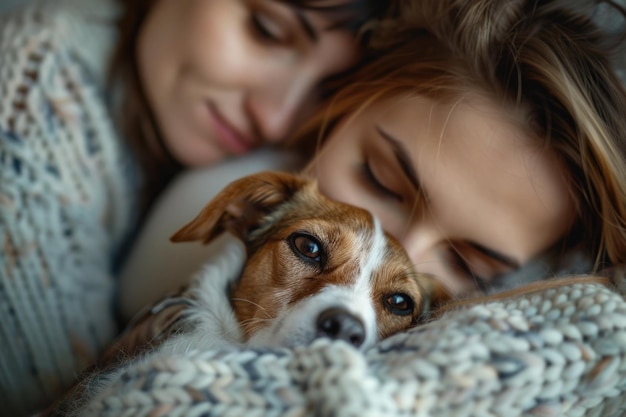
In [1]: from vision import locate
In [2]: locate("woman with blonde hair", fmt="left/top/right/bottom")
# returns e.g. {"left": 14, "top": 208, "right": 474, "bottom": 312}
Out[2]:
{"left": 297, "top": 0, "right": 626, "bottom": 294}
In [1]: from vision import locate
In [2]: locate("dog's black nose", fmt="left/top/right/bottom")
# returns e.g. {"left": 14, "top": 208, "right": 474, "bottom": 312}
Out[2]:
{"left": 316, "top": 307, "right": 365, "bottom": 348}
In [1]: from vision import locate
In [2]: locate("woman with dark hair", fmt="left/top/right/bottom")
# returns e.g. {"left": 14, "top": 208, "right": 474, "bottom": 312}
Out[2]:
{"left": 0, "top": 0, "right": 388, "bottom": 414}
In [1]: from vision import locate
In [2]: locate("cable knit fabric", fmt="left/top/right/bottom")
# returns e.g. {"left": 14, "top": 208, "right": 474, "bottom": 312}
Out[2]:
{"left": 70, "top": 279, "right": 626, "bottom": 417}
{"left": 0, "top": 0, "right": 137, "bottom": 415}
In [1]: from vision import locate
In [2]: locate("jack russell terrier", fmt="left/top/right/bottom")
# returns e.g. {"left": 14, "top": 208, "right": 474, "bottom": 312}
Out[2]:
{"left": 45, "top": 171, "right": 449, "bottom": 415}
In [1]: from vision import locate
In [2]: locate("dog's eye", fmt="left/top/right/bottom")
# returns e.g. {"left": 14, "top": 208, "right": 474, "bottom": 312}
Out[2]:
{"left": 289, "top": 233, "right": 323, "bottom": 265}
{"left": 384, "top": 293, "right": 414, "bottom": 316}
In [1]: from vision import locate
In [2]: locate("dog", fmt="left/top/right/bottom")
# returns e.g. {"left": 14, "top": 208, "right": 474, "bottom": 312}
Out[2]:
{"left": 44, "top": 171, "right": 448, "bottom": 416}
{"left": 162, "top": 170, "right": 447, "bottom": 350}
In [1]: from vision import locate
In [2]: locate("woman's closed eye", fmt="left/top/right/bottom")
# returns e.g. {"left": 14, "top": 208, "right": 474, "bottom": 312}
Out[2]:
{"left": 444, "top": 244, "right": 517, "bottom": 293}
{"left": 250, "top": 10, "right": 289, "bottom": 44}
{"left": 445, "top": 247, "right": 489, "bottom": 292}
{"left": 359, "top": 162, "right": 403, "bottom": 202}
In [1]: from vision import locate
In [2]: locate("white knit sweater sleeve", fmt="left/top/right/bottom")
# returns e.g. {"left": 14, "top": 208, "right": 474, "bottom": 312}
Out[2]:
{"left": 0, "top": 1, "right": 135, "bottom": 415}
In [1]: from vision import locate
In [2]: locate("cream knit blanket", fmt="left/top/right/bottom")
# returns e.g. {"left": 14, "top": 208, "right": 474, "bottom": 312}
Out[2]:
{"left": 75, "top": 280, "right": 626, "bottom": 417}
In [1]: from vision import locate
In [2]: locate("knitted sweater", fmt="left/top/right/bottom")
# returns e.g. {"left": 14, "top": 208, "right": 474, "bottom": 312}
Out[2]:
{"left": 0, "top": 0, "right": 137, "bottom": 415}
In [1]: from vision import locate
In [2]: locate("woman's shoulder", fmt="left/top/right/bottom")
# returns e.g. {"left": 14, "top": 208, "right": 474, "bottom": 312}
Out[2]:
{"left": 0, "top": 0, "right": 126, "bottom": 170}
{"left": 0, "top": 0, "right": 136, "bottom": 244}
{"left": 0, "top": 0, "right": 123, "bottom": 152}
{"left": 0, "top": 0, "right": 120, "bottom": 92}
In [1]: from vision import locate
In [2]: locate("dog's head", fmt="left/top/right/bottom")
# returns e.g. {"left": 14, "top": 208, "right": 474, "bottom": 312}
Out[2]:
{"left": 171, "top": 171, "right": 449, "bottom": 349}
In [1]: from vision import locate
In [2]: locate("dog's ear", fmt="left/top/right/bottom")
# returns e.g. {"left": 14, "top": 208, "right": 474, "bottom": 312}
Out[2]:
{"left": 170, "top": 171, "right": 308, "bottom": 244}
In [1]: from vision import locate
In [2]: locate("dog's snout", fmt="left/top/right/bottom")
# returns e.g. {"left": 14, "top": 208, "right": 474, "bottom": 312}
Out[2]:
{"left": 316, "top": 307, "right": 365, "bottom": 348}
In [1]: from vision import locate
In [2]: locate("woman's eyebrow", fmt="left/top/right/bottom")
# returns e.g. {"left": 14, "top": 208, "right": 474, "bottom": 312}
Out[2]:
{"left": 376, "top": 125, "right": 420, "bottom": 190}
{"left": 469, "top": 241, "right": 520, "bottom": 269}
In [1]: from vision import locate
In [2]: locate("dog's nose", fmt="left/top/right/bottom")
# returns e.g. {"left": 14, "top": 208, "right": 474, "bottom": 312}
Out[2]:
{"left": 316, "top": 307, "right": 365, "bottom": 348}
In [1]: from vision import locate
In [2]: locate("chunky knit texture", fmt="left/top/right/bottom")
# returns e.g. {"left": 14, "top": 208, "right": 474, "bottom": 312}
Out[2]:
{"left": 71, "top": 279, "right": 626, "bottom": 417}
{"left": 0, "top": 0, "right": 137, "bottom": 415}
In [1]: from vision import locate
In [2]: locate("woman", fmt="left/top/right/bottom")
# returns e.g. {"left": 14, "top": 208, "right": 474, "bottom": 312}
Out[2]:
{"left": 0, "top": 0, "right": 387, "bottom": 415}
{"left": 113, "top": 0, "right": 389, "bottom": 201}
{"left": 299, "top": 0, "right": 626, "bottom": 294}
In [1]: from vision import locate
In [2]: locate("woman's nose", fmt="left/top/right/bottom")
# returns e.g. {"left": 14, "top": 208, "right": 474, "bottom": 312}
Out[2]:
{"left": 246, "top": 70, "right": 317, "bottom": 144}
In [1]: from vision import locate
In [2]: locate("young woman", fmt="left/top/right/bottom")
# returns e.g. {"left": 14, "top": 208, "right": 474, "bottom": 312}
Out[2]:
{"left": 0, "top": 0, "right": 387, "bottom": 415}
{"left": 299, "top": 0, "right": 626, "bottom": 295}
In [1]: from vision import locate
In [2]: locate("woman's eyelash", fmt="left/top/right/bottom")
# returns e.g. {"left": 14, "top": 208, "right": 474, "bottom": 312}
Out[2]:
{"left": 448, "top": 249, "right": 488, "bottom": 292}
{"left": 250, "top": 12, "right": 282, "bottom": 43}
{"left": 359, "top": 163, "right": 402, "bottom": 201}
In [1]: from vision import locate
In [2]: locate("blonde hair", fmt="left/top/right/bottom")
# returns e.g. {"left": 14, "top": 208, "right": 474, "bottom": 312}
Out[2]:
{"left": 293, "top": 0, "right": 626, "bottom": 273}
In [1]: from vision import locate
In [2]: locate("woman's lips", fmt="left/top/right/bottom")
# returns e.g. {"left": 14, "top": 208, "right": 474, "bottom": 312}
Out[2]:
{"left": 206, "top": 102, "right": 255, "bottom": 155}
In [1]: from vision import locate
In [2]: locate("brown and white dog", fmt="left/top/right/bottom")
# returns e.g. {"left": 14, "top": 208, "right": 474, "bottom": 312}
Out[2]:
{"left": 160, "top": 170, "right": 447, "bottom": 352}
{"left": 44, "top": 171, "right": 448, "bottom": 415}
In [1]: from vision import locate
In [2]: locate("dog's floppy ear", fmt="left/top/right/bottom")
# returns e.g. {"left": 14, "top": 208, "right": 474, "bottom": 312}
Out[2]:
{"left": 170, "top": 171, "right": 307, "bottom": 244}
